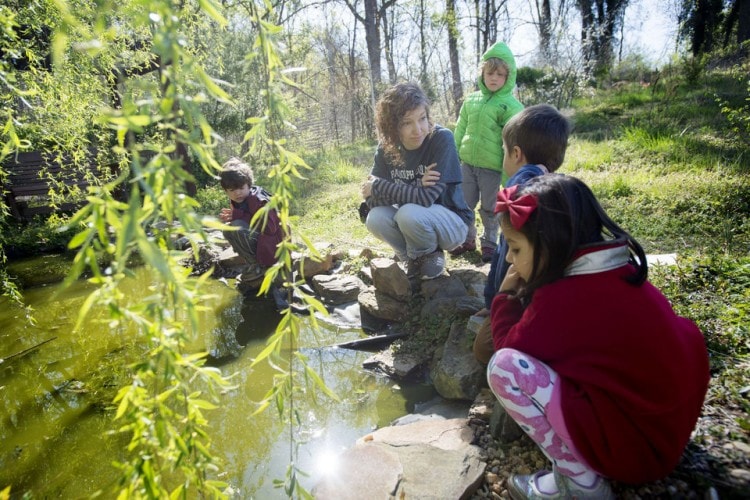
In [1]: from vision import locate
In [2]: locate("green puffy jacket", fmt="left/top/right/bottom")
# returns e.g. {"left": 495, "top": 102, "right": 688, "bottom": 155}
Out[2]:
{"left": 454, "top": 41, "right": 524, "bottom": 174}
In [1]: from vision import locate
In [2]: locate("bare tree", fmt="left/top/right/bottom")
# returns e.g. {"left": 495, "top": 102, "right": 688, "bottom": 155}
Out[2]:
{"left": 575, "top": 0, "right": 629, "bottom": 79}
{"left": 529, "top": 0, "right": 570, "bottom": 64}
{"left": 678, "top": 0, "right": 749, "bottom": 56}
{"left": 381, "top": 7, "right": 398, "bottom": 83}
{"left": 341, "top": 0, "right": 398, "bottom": 95}
{"left": 446, "top": 0, "right": 463, "bottom": 116}
{"left": 418, "top": 0, "right": 430, "bottom": 96}
{"left": 471, "top": 0, "right": 509, "bottom": 62}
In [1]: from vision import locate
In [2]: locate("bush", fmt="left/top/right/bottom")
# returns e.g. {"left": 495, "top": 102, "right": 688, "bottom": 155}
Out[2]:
{"left": 516, "top": 66, "right": 584, "bottom": 109}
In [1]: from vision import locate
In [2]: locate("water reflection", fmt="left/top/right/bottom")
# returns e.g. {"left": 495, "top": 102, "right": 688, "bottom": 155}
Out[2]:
{"left": 1, "top": 256, "right": 438, "bottom": 498}
{"left": 234, "top": 297, "right": 282, "bottom": 347}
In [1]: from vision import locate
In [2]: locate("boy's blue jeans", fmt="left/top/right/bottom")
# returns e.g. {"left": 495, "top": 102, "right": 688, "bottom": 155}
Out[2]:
{"left": 365, "top": 203, "right": 467, "bottom": 262}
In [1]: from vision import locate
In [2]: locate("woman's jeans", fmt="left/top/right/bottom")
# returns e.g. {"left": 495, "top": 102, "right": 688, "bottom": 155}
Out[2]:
{"left": 365, "top": 203, "right": 467, "bottom": 261}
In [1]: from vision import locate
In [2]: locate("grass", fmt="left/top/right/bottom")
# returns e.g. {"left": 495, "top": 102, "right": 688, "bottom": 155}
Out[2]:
{"left": 2, "top": 57, "right": 748, "bottom": 497}
{"left": 273, "top": 69, "right": 748, "bottom": 497}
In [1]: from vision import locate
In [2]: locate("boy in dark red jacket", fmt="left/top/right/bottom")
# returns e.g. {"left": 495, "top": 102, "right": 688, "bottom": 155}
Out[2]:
{"left": 219, "top": 157, "right": 283, "bottom": 291}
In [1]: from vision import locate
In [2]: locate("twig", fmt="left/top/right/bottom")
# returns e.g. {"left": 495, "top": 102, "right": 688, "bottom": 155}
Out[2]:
{"left": 0, "top": 337, "right": 57, "bottom": 365}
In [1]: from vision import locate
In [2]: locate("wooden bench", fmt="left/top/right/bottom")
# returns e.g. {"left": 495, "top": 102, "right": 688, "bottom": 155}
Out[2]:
{"left": 1, "top": 151, "right": 98, "bottom": 220}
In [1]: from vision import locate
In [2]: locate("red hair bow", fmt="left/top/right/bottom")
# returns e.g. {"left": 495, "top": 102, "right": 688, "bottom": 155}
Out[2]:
{"left": 494, "top": 185, "right": 538, "bottom": 230}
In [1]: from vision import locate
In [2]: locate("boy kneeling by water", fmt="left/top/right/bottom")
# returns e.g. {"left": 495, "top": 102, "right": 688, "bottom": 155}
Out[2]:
{"left": 218, "top": 157, "right": 283, "bottom": 295}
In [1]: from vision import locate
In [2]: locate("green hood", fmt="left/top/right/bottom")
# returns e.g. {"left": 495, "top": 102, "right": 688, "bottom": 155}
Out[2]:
{"left": 478, "top": 41, "right": 517, "bottom": 96}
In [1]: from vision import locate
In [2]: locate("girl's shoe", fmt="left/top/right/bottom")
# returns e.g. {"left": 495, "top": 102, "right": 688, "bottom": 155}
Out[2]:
{"left": 508, "top": 470, "right": 560, "bottom": 499}
{"left": 507, "top": 468, "right": 614, "bottom": 500}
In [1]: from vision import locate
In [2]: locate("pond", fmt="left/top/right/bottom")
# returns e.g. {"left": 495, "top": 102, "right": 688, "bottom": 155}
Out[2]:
{"left": 0, "top": 254, "right": 438, "bottom": 498}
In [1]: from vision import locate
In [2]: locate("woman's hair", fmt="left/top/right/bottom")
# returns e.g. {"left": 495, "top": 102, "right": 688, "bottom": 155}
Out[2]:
{"left": 503, "top": 174, "right": 647, "bottom": 300}
{"left": 502, "top": 104, "right": 571, "bottom": 172}
{"left": 219, "top": 157, "right": 254, "bottom": 190}
{"left": 374, "top": 82, "right": 433, "bottom": 165}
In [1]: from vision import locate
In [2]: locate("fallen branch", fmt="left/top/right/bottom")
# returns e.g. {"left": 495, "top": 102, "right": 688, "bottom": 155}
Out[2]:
{"left": 0, "top": 336, "right": 57, "bottom": 365}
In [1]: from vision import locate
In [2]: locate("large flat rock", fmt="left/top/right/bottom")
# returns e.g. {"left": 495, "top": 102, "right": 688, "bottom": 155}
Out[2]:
{"left": 312, "top": 418, "right": 485, "bottom": 499}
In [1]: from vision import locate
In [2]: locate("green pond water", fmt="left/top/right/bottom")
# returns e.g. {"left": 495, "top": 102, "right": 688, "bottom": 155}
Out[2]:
{"left": 0, "top": 254, "right": 437, "bottom": 498}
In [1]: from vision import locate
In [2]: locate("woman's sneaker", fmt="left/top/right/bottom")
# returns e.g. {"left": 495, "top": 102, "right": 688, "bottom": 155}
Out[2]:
{"left": 420, "top": 249, "right": 445, "bottom": 279}
{"left": 450, "top": 225, "right": 477, "bottom": 256}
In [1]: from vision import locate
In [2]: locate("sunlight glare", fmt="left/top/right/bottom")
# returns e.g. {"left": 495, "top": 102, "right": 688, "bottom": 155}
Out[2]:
{"left": 313, "top": 448, "right": 342, "bottom": 478}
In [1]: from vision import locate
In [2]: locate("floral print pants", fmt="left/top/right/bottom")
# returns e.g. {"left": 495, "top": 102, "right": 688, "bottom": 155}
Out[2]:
{"left": 487, "top": 348, "right": 600, "bottom": 481}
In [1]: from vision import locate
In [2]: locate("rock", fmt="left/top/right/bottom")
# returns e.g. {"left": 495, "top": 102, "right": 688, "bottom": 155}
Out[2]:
{"left": 448, "top": 266, "right": 490, "bottom": 298}
{"left": 469, "top": 388, "right": 496, "bottom": 422}
{"left": 729, "top": 468, "right": 750, "bottom": 482}
{"left": 358, "top": 247, "right": 376, "bottom": 260}
{"left": 296, "top": 252, "right": 334, "bottom": 278}
{"left": 311, "top": 444, "right": 403, "bottom": 500}
{"left": 489, "top": 400, "right": 524, "bottom": 443}
{"left": 319, "top": 302, "right": 362, "bottom": 328}
{"left": 455, "top": 296, "right": 486, "bottom": 315}
{"left": 217, "top": 245, "right": 245, "bottom": 270}
{"left": 358, "top": 287, "right": 411, "bottom": 322}
{"left": 646, "top": 253, "right": 677, "bottom": 266}
{"left": 310, "top": 274, "right": 365, "bottom": 305}
{"left": 419, "top": 296, "right": 484, "bottom": 321}
{"left": 431, "top": 321, "right": 485, "bottom": 401}
{"left": 370, "top": 257, "right": 411, "bottom": 301}
{"left": 404, "top": 396, "right": 472, "bottom": 423}
{"left": 359, "top": 306, "right": 391, "bottom": 333}
{"left": 420, "top": 297, "right": 461, "bottom": 320}
{"left": 362, "top": 345, "right": 430, "bottom": 380}
{"left": 312, "top": 419, "right": 485, "bottom": 500}
{"left": 420, "top": 274, "right": 468, "bottom": 300}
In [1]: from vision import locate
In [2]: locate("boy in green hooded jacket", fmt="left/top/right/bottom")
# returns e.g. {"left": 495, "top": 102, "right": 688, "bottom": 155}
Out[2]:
{"left": 452, "top": 41, "right": 524, "bottom": 262}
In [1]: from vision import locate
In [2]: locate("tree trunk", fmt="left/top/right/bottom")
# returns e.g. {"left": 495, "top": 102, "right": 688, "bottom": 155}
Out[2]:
{"left": 536, "top": 0, "right": 553, "bottom": 63}
{"left": 364, "top": 0, "right": 381, "bottom": 88}
{"left": 418, "top": 0, "right": 434, "bottom": 98}
{"left": 576, "top": 0, "right": 628, "bottom": 79}
{"left": 382, "top": 8, "right": 397, "bottom": 84}
{"left": 446, "top": 0, "right": 463, "bottom": 117}
{"left": 738, "top": 0, "right": 750, "bottom": 44}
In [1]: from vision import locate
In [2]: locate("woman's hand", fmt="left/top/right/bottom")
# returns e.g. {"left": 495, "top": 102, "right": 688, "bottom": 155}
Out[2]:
{"left": 421, "top": 163, "right": 440, "bottom": 187}
{"left": 362, "top": 176, "right": 375, "bottom": 199}
{"left": 499, "top": 264, "right": 525, "bottom": 295}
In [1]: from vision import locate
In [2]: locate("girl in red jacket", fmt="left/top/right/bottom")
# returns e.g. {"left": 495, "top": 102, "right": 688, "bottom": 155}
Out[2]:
{"left": 488, "top": 174, "right": 710, "bottom": 499}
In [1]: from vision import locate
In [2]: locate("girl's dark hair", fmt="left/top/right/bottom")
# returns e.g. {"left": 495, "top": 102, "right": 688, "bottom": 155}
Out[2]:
{"left": 375, "top": 82, "right": 433, "bottom": 165}
{"left": 503, "top": 174, "right": 647, "bottom": 300}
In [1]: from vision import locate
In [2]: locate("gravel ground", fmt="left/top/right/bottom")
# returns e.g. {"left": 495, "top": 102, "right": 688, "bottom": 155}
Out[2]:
{"left": 468, "top": 396, "right": 750, "bottom": 499}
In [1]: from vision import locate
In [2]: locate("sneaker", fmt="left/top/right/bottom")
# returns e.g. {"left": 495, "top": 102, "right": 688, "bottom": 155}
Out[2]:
{"left": 236, "top": 265, "right": 266, "bottom": 294}
{"left": 449, "top": 239, "right": 477, "bottom": 256}
{"left": 507, "top": 468, "right": 614, "bottom": 500}
{"left": 554, "top": 468, "right": 614, "bottom": 499}
{"left": 419, "top": 249, "right": 445, "bottom": 279}
{"left": 450, "top": 225, "right": 478, "bottom": 256}
{"left": 481, "top": 244, "right": 496, "bottom": 263}
{"left": 240, "top": 264, "right": 265, "bottom": 282}
{"left": 507, "top": 470, "right": 553, "bottom": 500}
